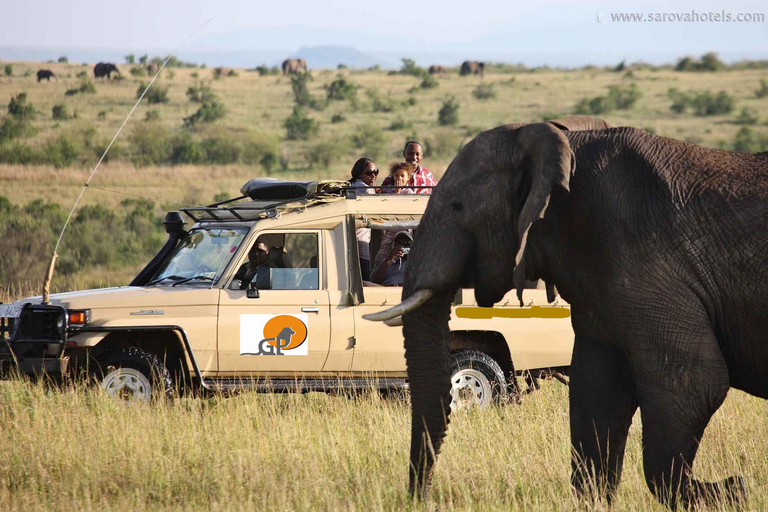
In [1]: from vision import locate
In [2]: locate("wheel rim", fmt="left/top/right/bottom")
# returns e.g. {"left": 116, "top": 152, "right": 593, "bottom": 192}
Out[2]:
{"left": 101, "top": 367, "right": 152, "bottom": 402}
{"left": 450, "top": 368, "right": 492, "bottom": 409}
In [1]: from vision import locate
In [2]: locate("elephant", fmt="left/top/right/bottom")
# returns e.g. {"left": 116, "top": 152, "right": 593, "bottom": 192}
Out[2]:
{"left": 460, "top": 60, "right": 484, "bottom": 76}
{"left": 145, "top": 63, "right": 159, "bottom": 76}
{"left": 366, "top": 116, "right": 767, "bottom": 507}
{"left": 282, "top": 58, "right": 308, "bottom": 75}
{"left": 36, "top": 69, "right": 56, "bottom": 82}
{"left": 428, "top": 65, "right": 445, "bottom": 75}
{"left": 93, "top": 62, "right": 120, "bottom": 79}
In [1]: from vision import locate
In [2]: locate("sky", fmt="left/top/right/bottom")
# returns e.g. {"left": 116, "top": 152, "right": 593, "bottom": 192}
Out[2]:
{"left": 1, "top": 0, "right": 766, "bottom": 67}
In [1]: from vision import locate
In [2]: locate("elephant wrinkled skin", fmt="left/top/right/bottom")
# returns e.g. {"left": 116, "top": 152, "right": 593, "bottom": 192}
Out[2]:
{"left": 393, "top": 116, "right": 765, "bottom": 507}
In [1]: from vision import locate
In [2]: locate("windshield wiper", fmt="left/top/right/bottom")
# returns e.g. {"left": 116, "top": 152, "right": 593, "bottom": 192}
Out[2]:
{"left": 146, "top": 275, "right": 185, "bottom": 286}
{"left": 171, "top": 275, "right": 215, "bottom": 287}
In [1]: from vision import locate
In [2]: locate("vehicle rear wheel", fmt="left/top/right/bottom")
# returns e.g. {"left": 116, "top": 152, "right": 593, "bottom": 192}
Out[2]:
{"left": 449, "top": 350, "right": 507, "bottom": 410}
{"left": 92, "top": 346, "right": 173, "bottom": 402}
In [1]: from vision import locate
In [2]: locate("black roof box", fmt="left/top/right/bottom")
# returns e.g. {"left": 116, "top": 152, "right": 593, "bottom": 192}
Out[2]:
{"left": 240, "top": 178, "right": 348, "bottom": 200}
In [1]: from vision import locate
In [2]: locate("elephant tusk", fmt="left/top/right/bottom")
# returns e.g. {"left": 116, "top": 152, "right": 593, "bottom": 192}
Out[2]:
{"left": 384, "top": 316, "right": 403, "bottom": 327}
{"left": 362, "top": 289, "right": 435, "bottom": 321}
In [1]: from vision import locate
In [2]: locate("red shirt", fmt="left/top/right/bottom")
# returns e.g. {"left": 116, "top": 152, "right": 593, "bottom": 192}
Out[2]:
{"left": 381, "top": 167, "right": 437, "bottom": 194}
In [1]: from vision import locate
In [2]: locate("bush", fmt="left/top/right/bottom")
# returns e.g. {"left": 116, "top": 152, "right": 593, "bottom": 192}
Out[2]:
{"left": 472, "top": 83, "right": 496, "bottom": 100}
{"left": 350, "top": 123, "right": 386, "bottom": 160}
{"left": 325, "top": 76, "right": 358, "bottom": 102}
{"left": 574, "top": 84, "right": 641, "bottom": 115}
{"left": 675, "top": 52, "right": 725, "bottom": 72}
{"left": 201, "top": 136, "right": 240, "bottom": 164}
{"left": 183, "top": 99, "right": 227, "bottom": 127}
{"left": 284, "top": 107, "right": 319, "bottom": 140}
{"left": 399, "top": 58, "right": 426, "bottom": 77}
{"left": 690, "top": 91, "right": 735, "bottom": 116}
{"left": 419, "top": 74, "right": 438, "bottom": 89}
{"left": 169, "top": 132, "right": 205, "bottom": 164}
{"left": 423, "top": 129, "right": 465, "bottom": 159}
{"left": 307, "top": 139, "right": 341, "bottom": 168}
{"left": 291, "top": 73, "right": 320, "bottom": 109}
{"left": 52, "top": 104, "right": 69, "bottom": 120}
{"left": 402, "top": 96, "right": 417, "bottom": 108}
{"left": 126, "top": 54, "right": 136, "bottom": 64}
{"left": 8, "top": 93, "right": 37, "bottom": 120}
{"left": 438, "top": 96, "right": 460, "bottom": 126}
{"left": 227, "top": 69, "right": 238, "bottom": 77}
{"left": 144, "top": 110, "right": 160, "bottom": 122}
{"left": 255, "top": 65, "right": 280, "bottom": 76}
{"left": 732, "top": 127, "right": 768, "bottom": 152}
{"left": 129, "top": 123, "right": 171, "bottom": 166}
{"left": 97, "top": 111, "right": 107, "bottom": 120}
{"left": 756, "top": 80, "right": 768, "bottom": 99}
{"left": 130, "top": 66, "right": 146, "bottom": 77}
{"left": 186, "top": 81, "right": 216, "bottom": 103}
{"left": 0, "top": 117, "right": 35, "bottom": 142}
{"left": 4, "top": 64, "right": 12, "bottom": 78}
{"left": 76, "top": 70, "right": 87, "bottom": 79}
{"left": 389, "top": 117, "right": 413, "bottom": 131}
{"left": 734, "top": 108, "right": 759, "bottom": 125}
{"left": 331, "top": 113, "right": 346, "bottom": 123}
{"left": 367, "top": 89, "right": 395, "bottom": 113}
{"left": 137, "top": 82, "right": 170, "bottom": 104}
{"left": 57, "top": 56, "right": 68, "bottom": 63}
{"left": 65, "top": 80, "right": 97, "bottom": 96}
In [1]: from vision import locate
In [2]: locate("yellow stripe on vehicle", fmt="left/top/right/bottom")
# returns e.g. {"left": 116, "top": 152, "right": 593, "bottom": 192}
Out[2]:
{"left": 455, "top": 306, "right": 571, "bottom": 319}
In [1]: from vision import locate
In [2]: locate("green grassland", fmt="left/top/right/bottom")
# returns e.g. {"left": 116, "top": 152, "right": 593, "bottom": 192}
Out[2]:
{"left": 0, "top": 377, "right": 765, "bottom": 510}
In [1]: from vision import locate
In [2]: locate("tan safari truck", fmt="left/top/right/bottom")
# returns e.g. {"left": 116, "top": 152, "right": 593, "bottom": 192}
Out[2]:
{"left": 0, "top": 179, "right": 573, "bottom": 406}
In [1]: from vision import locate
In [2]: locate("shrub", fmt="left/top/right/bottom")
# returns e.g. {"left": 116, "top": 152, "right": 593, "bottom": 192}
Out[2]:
{"left": 419, "top": 74, "right": 438, "bottom": 89}
{"left": 65, "top": 80, "right": 97, "bottom": 96}
{"left": 129, "top": 123, "right": 170, "bottom": 166}
{"left": 4, "top": 64, "right": 12, "bottom": 78}
{"left": 331, "top": 113, "right": 346, "bottom": 123}
{"left": 126, "top": 54, "right": 136, "bottom": 64}
{"left": 144, "top": 110, "right": 160, "bottom": 122}
{"left": 291, "top": 73, "right": 319, "bottom": 109}
{"left": 667, "top": 88, "right": 690, "bottom": 113}
{"left": 307, "top": 139, "right": 341, "bottom": 168}
{"left": 213, "top": 192, "right": 230, "bottom": 203}
{"left": 325, "top": 76, "right": 358, "bottom": 102}
{"left": 438, "top": 96, "right": 460, "bottom": 126}
{"left": 23, "top": 69, "right": 32, "bottom": 77}
{"left": 734, "top": 107, "right": 758, "bottom": 125}
{"left": 284, "top": 107, "right": 319, "bottom": 140}
{"left": 130, "top": 66, "right": 146, "bottom": 77}
{"left": 423, "top": 129, "right": 465, "bottom": 159}
{"left": 400, "top": 58, "right": 426, "bottom": 77}
{"left": 350, "top": 124, "right": 386, "bottom": 160}
{"left": 402, "top": 96, "right": 417, "bottom": 107}
{"left": 97, "top": 111, "right": 107, "bottom": 120}
{"left": 52, "top": 104, "right": 69, "bottom": 120}
{"left": 170, "top": 132, "right": 205, "bottom": 164}
{"left": 137, "top": 82, "right": 170, "bottom": 104}
{"left": 575, "top": 84, "right": 641, "bottom": 114}
{"left": 690, "top": 91, "right": 735, "bottom": 116}
{"left": 57, "top": 56, "right": 68, "bottom": 63}
{"left": 227, "top": 69, "right": 238, "bottom": 77}
{"left": 240, "top": 132, "right": 279, "bottom": 168}
{"left": 8, "top": 93, "right": 36, "bottom": 119}
{"left": 472, "top": 83, "right": 496, "bottom": 100}
{"left": 76, "top": 70, "right": 87, "bottom": 79}
{"left": 260, "top": 151, "right": 278, "bottom": 172}
{"left": 732, "top": 127, "right": 768, "bottom": 152}
{"left": 183, "top": 99, "right": 227, "bottom": 127}
{"left": 255, "top": 65, "right": 280, "bottom": 76}
{"left": 186, "top": 81, "right": 215, "bottom": 103}
{"left": 0, "top": 117, "right": 35, "bottom": 142}
{"left": 756, "top": 80, "right": 768, "bottom": 99}
{"left": 389, "top": 117, "right": 413, "bottom": 131}
{"left": 367, "top": 89, "right": 395, "bottom": 113}
{"left": 675, "top": 52, "right": 725, "bottom": 72}
{"left": 201, "top": 136, "right": 240, "bottom": 164}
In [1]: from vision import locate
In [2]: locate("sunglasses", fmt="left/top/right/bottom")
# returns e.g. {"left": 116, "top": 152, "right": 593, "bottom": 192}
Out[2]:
{"left": 363, "top": 169, "right": 379, "bottom": 176}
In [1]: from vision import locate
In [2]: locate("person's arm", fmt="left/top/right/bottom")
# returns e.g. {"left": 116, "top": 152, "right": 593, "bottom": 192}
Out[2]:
{"left": 372, "top": 244, "right": 404, "bottom": 284}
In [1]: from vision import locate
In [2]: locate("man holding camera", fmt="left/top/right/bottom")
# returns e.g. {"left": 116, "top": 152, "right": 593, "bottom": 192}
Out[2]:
{"left": 372, "top": 230, "right": 413, "bottom": 286}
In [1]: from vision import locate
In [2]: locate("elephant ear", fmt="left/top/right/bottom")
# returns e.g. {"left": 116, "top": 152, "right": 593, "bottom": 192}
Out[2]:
{"left": 546, "top": 116, "right": 612, "bottom": 131}
{"left": 512, "top": 123, "right": 575, "bottom": 304}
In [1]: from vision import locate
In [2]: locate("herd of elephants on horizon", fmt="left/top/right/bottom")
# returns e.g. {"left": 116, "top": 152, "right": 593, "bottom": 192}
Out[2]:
{"left": 18, "top": 53, "right": 768, "bottom": 508}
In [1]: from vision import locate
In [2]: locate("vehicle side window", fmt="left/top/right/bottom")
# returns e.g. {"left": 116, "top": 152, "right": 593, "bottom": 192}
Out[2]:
{"left": 272, "top": 233, "right": 319, "bottom": 290}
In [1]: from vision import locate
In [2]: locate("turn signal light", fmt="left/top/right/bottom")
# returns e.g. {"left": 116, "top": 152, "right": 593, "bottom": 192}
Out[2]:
{"left": 68, "top": 310, "right": 90, "bottom": 325}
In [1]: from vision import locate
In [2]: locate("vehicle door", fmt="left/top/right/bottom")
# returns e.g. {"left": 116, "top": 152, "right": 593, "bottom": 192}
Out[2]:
{"left": 218, "top": 230, "right": 331, "bottom": 377}
{"left": 352, "top": 285, "right": 407, "bottom": 373}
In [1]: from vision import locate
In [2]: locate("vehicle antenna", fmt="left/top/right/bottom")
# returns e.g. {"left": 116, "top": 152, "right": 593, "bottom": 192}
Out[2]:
{"left": 41, "top": 18, "right": 214, "bottom": 304}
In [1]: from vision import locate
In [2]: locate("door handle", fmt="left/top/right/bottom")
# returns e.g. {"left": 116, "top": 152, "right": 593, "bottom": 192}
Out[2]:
{"left": 301, "top": 307, "right": 320, "bottom": 313}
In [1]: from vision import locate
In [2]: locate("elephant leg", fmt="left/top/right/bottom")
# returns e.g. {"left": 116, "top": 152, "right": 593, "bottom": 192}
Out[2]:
{"left": 570, "top": 337, "right": 637, "bottom": 503}
{"left": 632, "top": 321, "right": 743, "bottom": 508}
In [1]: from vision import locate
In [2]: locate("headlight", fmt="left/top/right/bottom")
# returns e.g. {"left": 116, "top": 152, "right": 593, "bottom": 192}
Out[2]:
{"left": 56, "top": 317, "right": 64, "bottom": 330}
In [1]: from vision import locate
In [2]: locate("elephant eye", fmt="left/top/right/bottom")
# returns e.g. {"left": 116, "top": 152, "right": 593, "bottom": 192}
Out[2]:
{"left": 450, "top": 200, "right": 463, "bottom": 212}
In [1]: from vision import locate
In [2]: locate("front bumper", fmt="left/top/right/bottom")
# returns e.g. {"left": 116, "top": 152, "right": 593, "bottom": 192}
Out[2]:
{"left": 0, "top": 303, "right": 67, "bottom": 376}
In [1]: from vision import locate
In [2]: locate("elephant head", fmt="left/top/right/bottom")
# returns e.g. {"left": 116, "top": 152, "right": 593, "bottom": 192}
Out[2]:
{"left": 365, "top": 116, "right": 610, "bottom": 497}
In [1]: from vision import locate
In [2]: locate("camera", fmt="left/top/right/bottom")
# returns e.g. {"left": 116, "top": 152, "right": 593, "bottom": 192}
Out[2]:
{"left": 401, "top": 247, "right": 410, "bottom": 256}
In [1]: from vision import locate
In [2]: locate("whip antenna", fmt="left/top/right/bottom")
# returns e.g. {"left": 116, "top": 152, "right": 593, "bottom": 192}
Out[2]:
{"left": 41, "top": 18, "right": 214, "bottom": 304}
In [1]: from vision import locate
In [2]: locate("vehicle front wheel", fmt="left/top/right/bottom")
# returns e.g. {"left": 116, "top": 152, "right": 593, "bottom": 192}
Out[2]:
{"left": 449, "top": 350, "right": 507, "bottom": 410}
{"left": 92, "top": 346, "right": 173, "bottom": 402}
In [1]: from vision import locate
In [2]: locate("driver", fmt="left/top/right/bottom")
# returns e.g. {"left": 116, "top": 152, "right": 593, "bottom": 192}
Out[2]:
{"left": 234, "top": 241, "right": 284, "bottom": 288}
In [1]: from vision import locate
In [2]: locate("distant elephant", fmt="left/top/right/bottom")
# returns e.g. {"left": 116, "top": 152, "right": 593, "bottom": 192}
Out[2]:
{"left": 282, "top": 58, "right": 308, "bottom": 75}
{"left": 145, "top": 63, "right": 159, "bottom": 75}
{"left": 428, "top": 65, "right": 445, "bottom": 75}
{"left": 368, "top": 115, "right": 767, "bottom": 507}
{"left": 36, "top": 69, "right": 56, "bottom": 82}
{"left": 93, "top": 62, "right": 120, "bottom": 79}
{"left": 459, "top": 60, "right": 484, "bottom": 76}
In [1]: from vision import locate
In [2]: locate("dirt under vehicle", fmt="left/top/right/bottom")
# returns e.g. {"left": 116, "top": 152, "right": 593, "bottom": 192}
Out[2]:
{"left": 0, "top": 179, "right": 574, "bottom": 406}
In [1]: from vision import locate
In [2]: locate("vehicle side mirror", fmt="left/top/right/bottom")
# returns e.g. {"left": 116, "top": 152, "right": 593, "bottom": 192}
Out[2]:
{"left": 247, "top": 282, "right": 260, "bottom": 299}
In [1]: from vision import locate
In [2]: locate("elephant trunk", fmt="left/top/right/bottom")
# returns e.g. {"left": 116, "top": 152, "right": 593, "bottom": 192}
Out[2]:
{"left": 402, "top": 288, "right": 455, "bottom": 498}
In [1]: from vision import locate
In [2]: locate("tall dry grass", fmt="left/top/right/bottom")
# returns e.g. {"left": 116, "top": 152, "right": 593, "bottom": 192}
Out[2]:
{"left": 0, "top": 378, "right": 765, "bottom": 510}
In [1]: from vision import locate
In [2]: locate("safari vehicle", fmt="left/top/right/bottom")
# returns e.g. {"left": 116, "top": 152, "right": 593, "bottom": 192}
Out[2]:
{"left": 0, "top": 179, "right": 573, "bottom": 407}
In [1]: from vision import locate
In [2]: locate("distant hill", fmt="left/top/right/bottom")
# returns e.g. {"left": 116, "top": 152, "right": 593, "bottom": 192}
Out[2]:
{"left": 290, "top": 46, "right": 385, "bottom": 69}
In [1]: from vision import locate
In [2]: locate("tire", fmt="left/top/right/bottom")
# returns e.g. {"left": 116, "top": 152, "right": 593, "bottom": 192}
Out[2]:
{"left": 92, "top": 346, "right": 173, "bottom": 402}
{"left": 449, "top": 350, "right": 507, "bottom": 410}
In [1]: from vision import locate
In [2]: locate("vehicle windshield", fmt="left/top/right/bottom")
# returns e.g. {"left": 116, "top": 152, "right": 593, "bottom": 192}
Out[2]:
{"left": 151, "top": 227, "right": 248, "bottom": 286}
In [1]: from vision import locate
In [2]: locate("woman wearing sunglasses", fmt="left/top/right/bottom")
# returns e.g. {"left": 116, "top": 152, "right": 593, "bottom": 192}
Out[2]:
{"left": 349, "top": 157, "right": 378, "bottom": 280}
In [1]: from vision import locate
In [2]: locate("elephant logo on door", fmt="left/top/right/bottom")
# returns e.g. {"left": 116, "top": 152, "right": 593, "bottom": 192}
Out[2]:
{"left": 240, "top": 314, "right": 309, "bottom": 355}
